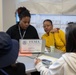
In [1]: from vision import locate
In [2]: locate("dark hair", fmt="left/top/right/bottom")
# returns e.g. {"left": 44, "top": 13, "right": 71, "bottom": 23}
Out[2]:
{"left": 43, "top": 19, "right": 53, "bottom": 25}
{"left": 68, "top": 22, "right": 74, "bottom": 25}
{"left": 15, "top": 7, "right": 31, "bottom": 19}
{"left": 66, "top": 23, "right": 76, "bottom": 52}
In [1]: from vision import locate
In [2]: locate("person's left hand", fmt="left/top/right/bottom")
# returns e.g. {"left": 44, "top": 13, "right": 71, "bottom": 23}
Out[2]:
{"left": 35, "top": 58, "right": 41, "bottom": 65}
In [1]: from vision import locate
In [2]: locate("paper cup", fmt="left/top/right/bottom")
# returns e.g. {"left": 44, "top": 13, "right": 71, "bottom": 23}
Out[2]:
{"left": 50, "top": 46, "right": 55, "bottom": 52}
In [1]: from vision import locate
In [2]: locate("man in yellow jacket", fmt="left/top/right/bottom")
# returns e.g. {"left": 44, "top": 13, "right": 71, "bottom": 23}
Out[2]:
{"left": 42, "top": 19, "right": 66, "bottom": 52}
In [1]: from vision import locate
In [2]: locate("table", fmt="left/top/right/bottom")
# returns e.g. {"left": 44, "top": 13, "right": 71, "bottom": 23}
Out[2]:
{"left": 17, "top": 56, "right": 36, "bottom": 73}
{"left": 17, "top": 49, "right": 64, "bottom": 74}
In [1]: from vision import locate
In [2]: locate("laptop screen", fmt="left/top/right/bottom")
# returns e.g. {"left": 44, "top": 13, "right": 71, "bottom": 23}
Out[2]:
{"left": 19, "top": 39, "right": 45, "bottom": 53}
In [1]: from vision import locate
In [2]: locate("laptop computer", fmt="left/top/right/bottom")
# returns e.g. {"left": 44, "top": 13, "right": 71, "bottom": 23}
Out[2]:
{"left": 19, "top": 39, "right": 45, "bottom": 54}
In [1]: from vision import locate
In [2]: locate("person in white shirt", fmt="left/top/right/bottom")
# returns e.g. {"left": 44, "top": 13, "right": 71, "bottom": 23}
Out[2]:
{"left": 34, "top": 23, "right": 76, "bottom": 75}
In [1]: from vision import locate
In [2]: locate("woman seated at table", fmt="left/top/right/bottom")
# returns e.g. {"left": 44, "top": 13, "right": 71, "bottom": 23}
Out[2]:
{"left": 35, "top": 23, "right": 76, "bottom": 75}
{"left": 42, "top": 19, "right": 66, "bottom": 52}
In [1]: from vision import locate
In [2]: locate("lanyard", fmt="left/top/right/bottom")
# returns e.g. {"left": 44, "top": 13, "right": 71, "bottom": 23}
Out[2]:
{"left": 18, "top": 26, "right": 26, "bottom": 39}
{"left": 0, "top": 69, "right": 9, "bottom": 75}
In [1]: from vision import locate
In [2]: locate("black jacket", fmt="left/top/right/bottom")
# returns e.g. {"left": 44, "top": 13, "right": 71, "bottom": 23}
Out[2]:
{"left": 0, "top": 63, "right": 26, "bottom": 75}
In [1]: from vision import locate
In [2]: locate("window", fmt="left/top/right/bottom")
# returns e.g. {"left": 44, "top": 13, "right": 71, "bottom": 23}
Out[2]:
{"left": 16, "top": 14, "right": 76, "bottom": 38}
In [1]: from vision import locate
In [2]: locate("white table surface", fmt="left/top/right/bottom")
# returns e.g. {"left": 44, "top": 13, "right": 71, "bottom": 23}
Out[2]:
{"left": 17, "top": 49, "right": 64, "bottom": 73}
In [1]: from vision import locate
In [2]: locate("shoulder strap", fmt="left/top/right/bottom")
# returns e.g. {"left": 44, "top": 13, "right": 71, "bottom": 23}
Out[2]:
{"left": 0, "top": 69, "right": 9, "bottom": 75}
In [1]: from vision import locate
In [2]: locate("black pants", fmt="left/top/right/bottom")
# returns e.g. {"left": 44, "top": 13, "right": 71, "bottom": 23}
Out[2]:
{"left": 31, "top": 71, "right": 40, "bottom": 75}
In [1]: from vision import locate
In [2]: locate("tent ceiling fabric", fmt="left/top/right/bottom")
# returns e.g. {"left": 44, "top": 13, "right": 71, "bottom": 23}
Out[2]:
{"left": 17, "top": 0, "right": 76, "bottom": 15}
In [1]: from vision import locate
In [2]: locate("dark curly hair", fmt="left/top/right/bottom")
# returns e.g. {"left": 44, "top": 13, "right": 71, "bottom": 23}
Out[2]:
{"left": 15, "top": 7, "right": 31, "bottom": 19}
{"left": 43, "top": 19, "right": 53, "bottom": 25}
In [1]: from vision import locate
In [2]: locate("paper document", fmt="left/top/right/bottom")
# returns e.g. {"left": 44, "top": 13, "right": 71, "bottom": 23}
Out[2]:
{"left": 38, "top": 55, "right": 58, "bottom": 63}
{"left": 19, "top": 39, "right": 45, "bottom": 53}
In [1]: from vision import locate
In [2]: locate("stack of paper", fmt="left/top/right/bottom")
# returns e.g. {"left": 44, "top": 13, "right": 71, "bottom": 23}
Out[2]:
{"left": 38, "top": 55, "right": 58, "bottom": 63}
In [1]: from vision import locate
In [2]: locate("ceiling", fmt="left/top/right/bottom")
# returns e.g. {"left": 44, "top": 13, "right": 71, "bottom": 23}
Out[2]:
{"left": 17, "top": 0, "right": 76, "bottom": 15}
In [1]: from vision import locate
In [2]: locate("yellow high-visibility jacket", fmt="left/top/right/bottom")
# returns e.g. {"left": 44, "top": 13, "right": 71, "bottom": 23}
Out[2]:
{"left": 42, "top": 30, "right": 66, "bottom": 52}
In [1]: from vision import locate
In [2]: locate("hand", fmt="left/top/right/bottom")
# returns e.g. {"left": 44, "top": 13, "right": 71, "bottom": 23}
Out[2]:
{"left": 51, "top": 28, "right": 59, "bottom": 33}
{"left": 35, "top": 58, "right": 41, "bottom": 65}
